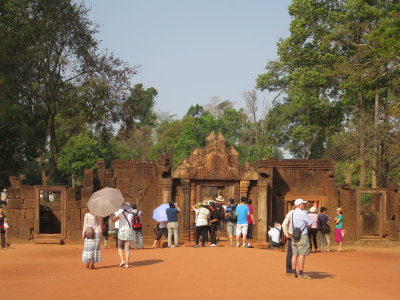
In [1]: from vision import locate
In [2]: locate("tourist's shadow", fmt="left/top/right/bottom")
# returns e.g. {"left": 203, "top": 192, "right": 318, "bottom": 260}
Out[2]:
{"left": 97, "top": 259, "right": 163, "bottom": 269}
{"left": 306, "top": 272, "right": 335, "bottom": 279}
{"left": 130, "top": 259, "right": 163, "bottom": 267}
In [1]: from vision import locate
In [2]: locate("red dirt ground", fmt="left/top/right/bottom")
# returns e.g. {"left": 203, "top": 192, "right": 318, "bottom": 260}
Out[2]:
{"left": 1, "top": 242, "right": 399, "bottom": 300}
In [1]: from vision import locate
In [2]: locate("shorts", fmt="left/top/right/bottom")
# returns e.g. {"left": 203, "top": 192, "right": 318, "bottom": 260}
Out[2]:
{"left": 247, "top": 223, "right": 254, "bottom": 239}
{"left": 227, "top": 222, "right": 236, "bottom": 235}
{"left": 292, "top": 234, "right": 310, "bottom": 256}
{"left": 236, "top": 224, "right": 248, "bottom": 236}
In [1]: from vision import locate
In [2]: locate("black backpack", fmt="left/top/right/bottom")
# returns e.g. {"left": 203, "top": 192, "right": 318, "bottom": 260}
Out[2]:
{"left": 215, "top": 203, "right": 225, "bottom": 220}
{"left": 227, "top": 205, "right": 237, "bottom": 222}
{"left": 321, "top": 223, "right": 331, "bottom": 234}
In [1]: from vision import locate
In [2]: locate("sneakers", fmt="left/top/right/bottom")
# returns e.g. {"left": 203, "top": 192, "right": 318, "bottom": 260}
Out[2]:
{"left": 210, "top": 244, "right": 217, "bottom": 247}
{"left": 193, "top": 245, "right": 200, "bottom": 248}
{"left": 298, "top": 274, "right": 311, "bottom": 280}
{"left": 288, "top": 273, "right": 298, "bottom": 278}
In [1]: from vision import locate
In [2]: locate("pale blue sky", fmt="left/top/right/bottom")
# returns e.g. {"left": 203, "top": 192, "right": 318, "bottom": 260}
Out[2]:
{"left": 85, "top": 0, "right": 292, "bottom": 117}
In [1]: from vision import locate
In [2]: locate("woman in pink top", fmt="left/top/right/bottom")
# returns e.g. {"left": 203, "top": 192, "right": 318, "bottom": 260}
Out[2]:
{"left": 307, "top": 207, "right": 318, "bottom": 253}
{"left": 82, "top": 209, "right": 103, "bottom": 269}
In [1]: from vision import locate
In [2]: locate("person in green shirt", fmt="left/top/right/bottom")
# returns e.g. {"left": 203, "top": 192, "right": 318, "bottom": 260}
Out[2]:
{"left": 334, "top": 207, "right": 344, "bottom": 251}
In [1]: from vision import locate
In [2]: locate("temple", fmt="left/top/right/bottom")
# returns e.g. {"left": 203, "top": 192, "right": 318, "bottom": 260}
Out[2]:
{"left": 5, "top": 132, "right": 400, "bottom": 244}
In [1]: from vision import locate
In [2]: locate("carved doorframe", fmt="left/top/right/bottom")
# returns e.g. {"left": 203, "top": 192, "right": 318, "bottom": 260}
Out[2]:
{"left": 34, "top": 185, "right": 67, "bottom": 238}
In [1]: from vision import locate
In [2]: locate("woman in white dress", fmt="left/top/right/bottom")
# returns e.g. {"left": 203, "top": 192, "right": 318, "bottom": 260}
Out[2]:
{"left": 111, "top": 202, "right": 134, "bottom": 268}
{"left": 82, "top": 209, "right": 103, "bottom": 269}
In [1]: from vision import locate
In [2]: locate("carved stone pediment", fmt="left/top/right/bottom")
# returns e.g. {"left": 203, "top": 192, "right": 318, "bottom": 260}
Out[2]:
{"left": 172, "top": 132, "right": 245, "bottom": 180}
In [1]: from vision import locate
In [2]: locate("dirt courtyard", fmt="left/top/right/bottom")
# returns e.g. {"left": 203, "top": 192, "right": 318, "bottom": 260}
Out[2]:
{"left": 1, "top": 242, "right": 399, "bottom": 300}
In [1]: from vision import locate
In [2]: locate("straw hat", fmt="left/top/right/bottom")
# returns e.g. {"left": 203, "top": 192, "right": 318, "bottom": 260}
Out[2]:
{"left": 309, "top": 207, "right": 317, "bottom": 213}
{"left": 215, "top": 196, "right": 224, "bottom": 202}
{"left": 336, "top": 207, "right": 343, "bottom": 212}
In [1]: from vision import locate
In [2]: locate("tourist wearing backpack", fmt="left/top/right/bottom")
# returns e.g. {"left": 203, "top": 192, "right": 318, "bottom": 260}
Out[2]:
{"left": 131, "top": 204, "right": 144, "bottom": 249}
{"left": 193, "top": 202, "right": 210, "bottom": 247}
{"left": 225, "top": 198, "right": 237, "bottom": 247}
{"left": 291, "top": 199, "right": 312, "bottom": 279}
{"left": 317, "top": 207, "right": 331, "bottom": 252}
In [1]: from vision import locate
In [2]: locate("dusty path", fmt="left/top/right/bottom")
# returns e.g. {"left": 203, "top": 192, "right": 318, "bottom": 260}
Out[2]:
{"left": 1, "top": 243, "right": 399, "bottom": 300}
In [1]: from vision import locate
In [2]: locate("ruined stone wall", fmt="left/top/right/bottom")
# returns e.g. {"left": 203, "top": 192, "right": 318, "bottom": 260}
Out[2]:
{"left": 386, "top": 181, "right": 400, "bottom": 241}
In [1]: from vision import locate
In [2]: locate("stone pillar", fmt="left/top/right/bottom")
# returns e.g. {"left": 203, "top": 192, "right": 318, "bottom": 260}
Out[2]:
{"left": 257, "top": 180, "right": 269, "bottom": 241}
{"left": 240, "top": 181, "right": 250, "bottom": 198}
{"left": 160, "top": 178, "right": 172, "bottom": 204}
{"left": 180, "top": 179, "right": 191, "bottom": 241}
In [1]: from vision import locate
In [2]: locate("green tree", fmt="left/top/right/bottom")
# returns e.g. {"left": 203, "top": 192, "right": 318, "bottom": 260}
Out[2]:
{"left": 58, "top": 134, "right": 105, "bottom": 186}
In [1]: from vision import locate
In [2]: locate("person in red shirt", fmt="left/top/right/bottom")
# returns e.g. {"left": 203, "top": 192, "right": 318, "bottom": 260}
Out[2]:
{"left": 245, "top": 198, "right": 255, "bottom": 248}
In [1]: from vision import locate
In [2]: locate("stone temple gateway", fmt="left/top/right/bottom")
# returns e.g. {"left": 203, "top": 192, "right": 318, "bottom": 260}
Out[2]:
{"left": 5, "top": 132, "right": 400, "bottom": 244}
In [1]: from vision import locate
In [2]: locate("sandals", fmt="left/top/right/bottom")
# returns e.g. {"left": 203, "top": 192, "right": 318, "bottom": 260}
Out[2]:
{"left": 119, "top": 261, "right": 125, "bottom": 267}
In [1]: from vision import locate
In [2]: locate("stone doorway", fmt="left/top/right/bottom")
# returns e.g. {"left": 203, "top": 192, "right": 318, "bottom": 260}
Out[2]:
{"left": 356, "top": 189, "right": 387, "bottom": 239}
{"left": 34, "top": 186, "right": 66, "bottom": 239}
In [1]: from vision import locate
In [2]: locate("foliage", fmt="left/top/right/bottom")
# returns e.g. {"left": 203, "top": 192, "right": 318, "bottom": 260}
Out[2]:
{"left": 58, "top": 134, "right": 105, "bottom": 185}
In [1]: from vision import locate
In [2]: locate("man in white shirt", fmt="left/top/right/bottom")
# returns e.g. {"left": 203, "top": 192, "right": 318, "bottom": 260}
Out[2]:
{"left": 291, "top": 198, "right": 312, "bottom": 279}
{"left": 0, "top": 189, "right": 7, "bottom": 205}
{"left": 268, "top": 222, "right": 282, "bottom": 248}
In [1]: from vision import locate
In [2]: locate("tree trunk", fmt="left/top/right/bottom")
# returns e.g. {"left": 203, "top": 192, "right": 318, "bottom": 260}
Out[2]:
{"left": 39, "top": 154, "right": 49, "bottom": 186}
{"left": 358, "top": 92, "right": 366, "bottom": 188}
{"left": 372, "top": 92, "right": 379, "bottom": 188}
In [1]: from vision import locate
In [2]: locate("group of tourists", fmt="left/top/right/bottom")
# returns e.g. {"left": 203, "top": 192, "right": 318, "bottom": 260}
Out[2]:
{"left": 81, "top": 202, "right": 144, "bottom": 269}
{"left": 282, "top": 198, "right": 345, "bottom": 279}
{"left": 152, "top": 196, "right": 256, "bottom": 248}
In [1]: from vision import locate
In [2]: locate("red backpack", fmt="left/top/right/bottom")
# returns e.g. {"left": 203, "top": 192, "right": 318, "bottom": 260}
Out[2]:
{"left": 132, "top": 211, "right": 142, "bottom": 229}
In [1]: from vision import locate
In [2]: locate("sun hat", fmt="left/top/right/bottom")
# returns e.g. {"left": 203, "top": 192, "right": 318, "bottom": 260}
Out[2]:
{"left": 2, "top": 189, "right": 6, "bottom": 192}
{"left": 309, "top": 207, "right": 317, "bottom": 213}
{"left": 121, "top": 202, "right": 132, "bottom": 211}
{"left": 336, "top": 207, "right": 343, "bottom": 212}
{"left": 215, "top": 196, "right": 224, "bottom": 202}
{"left": 294, "top": 198, "right": 308, "bottom": 206}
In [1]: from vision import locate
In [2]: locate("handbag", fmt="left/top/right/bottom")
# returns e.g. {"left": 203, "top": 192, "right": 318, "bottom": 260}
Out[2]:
{"left": 84, "top": 226, "right": 95, "bottom": 239}
{"left": 4, "top": 223, "right": 9, "bottom": 230}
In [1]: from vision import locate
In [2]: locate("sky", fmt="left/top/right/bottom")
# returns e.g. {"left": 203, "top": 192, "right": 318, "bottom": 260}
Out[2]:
{"left": 84, "top": 0, "right": 292, "bottom": 118}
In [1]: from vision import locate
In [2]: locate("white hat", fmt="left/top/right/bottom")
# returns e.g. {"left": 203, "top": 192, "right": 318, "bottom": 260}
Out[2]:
{"left": 215, "top": 196, "right": 224, "bottom": 202}
{"left": 2, "top": 189, "right": 6, "bottom": 192}
{"left": 294, "top": 198, "right": 308, "bottom": 206}
{"left": 309, "top": 207, "right": 317, "bottom": 213}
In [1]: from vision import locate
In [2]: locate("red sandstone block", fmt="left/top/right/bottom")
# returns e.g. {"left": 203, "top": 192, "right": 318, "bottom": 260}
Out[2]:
{"left": 116, "top": 178, "right": 131, "bottom": 187}
{"left": 96, "top": 160, "right": 106, "bottom": 169}
{"left": 19, "top": 217, "right": 34, "bottom": 229}
{"left": 66, "top": 200, "right": 80, "bottom": 209}
{"left": 310, "top": 186, "right": 325, "bottom": 195}
{"left": 118, "top": 168, "right": 132, "bottom": 178}
{"left": 6, "top": 209, "right": 21, "bottom": 219}
{"left": 7, "top": 228, "right": 18, "bottom": 240}
{"left": 325, "top": 187, "right": 338, "bottom": 197}
{"left": 80, "top": 199, "right": 88, "bottom": 208}
{"left": 83, "top": 178, "right": 93, "bottom": 188}
{"left": 104, "top": 178, "right": 116, "bottom": 188}
{"left": 69, "top": 219, "right": 81, "bottom": 230}
{"left": 7, "top": 199, "right": 23, "bottom": 209}
{"left": 53, "top": 211, "right": 62, "bottom": 220}
{"left": 83, "top": 169, "right": 94, "bottom": 179}
{"left": 50, "top": 201, "right": 61, "bottom": 211}
{"left": 70, "top": 229, "right": 82, "bottom": 240}
{"left": 23, "top": 199, "right": 36, "bottom": 209}
{"left": 8, "top": 218, "right": 18, "bottom": 228}
{"left": 67, "top": 187, "right": 76, "bottom": 201}
{"left": 24, "top": 209, "right": 34, "bottom": 219}
{"left": 69, "top": 209, "right": 81, "bottom": 220}
{"left": 81, "top": 187, "right": 93, "bottom": 199}
{"left": 20, "top": 186, "right": 35, "bottom": 199}
{"left": 18, "top": 227, "right": 31, "bottom": 239}
{"left": 98, "top": 169, "right": 112, "bottom": 179}
{"left": 7, "top": 187, "right": 20, "bottom": 199}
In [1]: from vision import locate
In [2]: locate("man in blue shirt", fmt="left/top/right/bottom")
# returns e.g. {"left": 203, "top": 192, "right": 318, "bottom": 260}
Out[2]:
{"left": 291, "top": 198, "right": 312, "bottom": 279}
{"left": 166, "top": 201, "right": 180, "bottom": 248}
{"left": 235, "top": 197, "right": 250, "bottom": 248}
